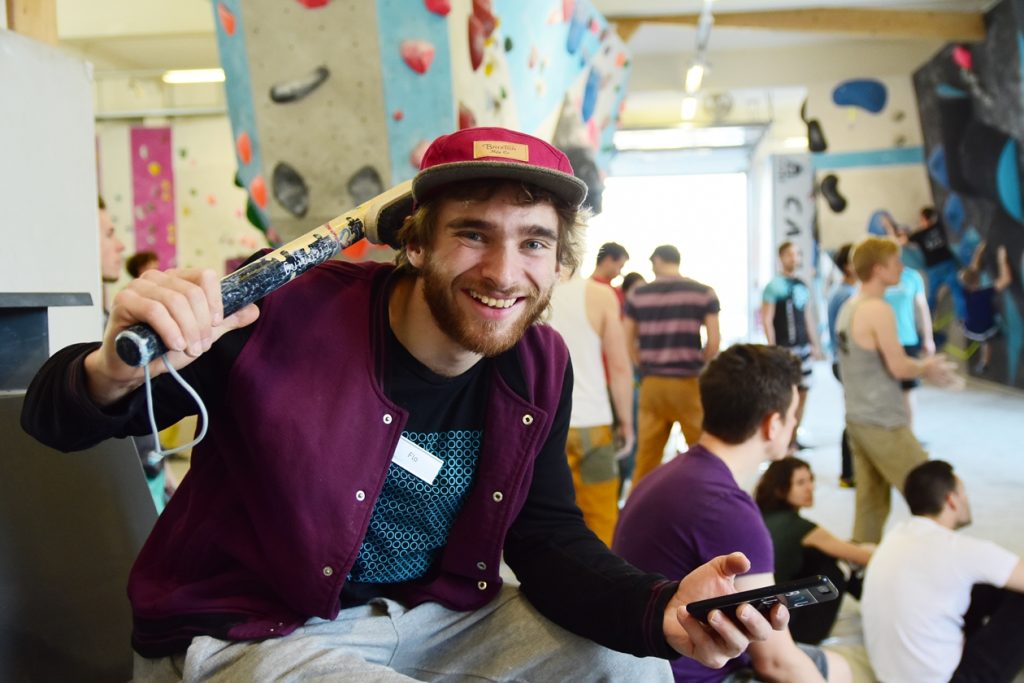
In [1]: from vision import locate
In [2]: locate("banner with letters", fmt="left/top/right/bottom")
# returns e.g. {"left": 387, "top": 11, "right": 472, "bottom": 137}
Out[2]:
{"left": 771, "top": 154, "right": 815, "bottom": 283}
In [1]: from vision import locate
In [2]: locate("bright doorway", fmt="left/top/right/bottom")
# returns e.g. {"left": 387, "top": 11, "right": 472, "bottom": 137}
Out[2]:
{"left": 583, "top": 173, "right": 750, "bottom": 344}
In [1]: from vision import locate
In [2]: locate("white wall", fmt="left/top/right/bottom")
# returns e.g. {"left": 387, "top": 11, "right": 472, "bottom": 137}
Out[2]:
{"left": 98, "top": 116, "right": 266, "bottom": 299}
{"left": 806, "top": 74, "right": 931, "bottom": 249}
{"left": 0, "top": 30, "right": 104, "bottom": 349}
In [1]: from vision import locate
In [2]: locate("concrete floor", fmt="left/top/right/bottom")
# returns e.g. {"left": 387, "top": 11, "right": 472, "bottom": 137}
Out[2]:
{"left": 792, "top": 361, "right": 1024, "bottom": 682}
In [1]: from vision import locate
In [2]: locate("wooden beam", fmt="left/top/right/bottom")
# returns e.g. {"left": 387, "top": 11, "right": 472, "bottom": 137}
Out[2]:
{"left": 6, "top": 0, "right": 58, "bottom": 45}
{"left": 607, "top": 8, "right": 986, "bottom": 42}
{"left": 614, "top": 21, "right": 643, "bottom": 44}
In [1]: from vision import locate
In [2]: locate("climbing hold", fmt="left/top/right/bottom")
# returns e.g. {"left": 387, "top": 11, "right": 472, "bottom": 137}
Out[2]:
{"left": 458, "top": 103, "right": 477, "bottom": 129}
{"left": 424, "top": 0, "right": 451, "bottom": 16}
{"left": 269, "top": 66, "right": 330, "bottom": 103}
{"left": 217, "top": 3, "right": 236, "bottom": 36}
{"left": 581, "top": 68, "right": 600, "bottom": 122}
{"left": 951, "top": 45, "right": 973, "bottom": 71}
{"left": 832, "top": 79, "right": 888, "bottom": 114}
{"left": 927, "top": 145, "right": 949, "bottom": 189}
{"left": 250, "top": 175, "right": 267, "bottom": 208}
{"left": 468, "top": 15, "right": 486, "bottom": 71}
{"left": 347, "top": 166, "right": 384, "bottom": 206}
{"left": 272, "top": 162, "right": 309, "bottom": 218}
{"left": 401, "top": 40, "right": 436, "bottom": 74}
{"left": 820, "top": 174, "right": 847, "bottom": 213}
{"left": 236, "top": 132, "right": 252, "bottom": 166}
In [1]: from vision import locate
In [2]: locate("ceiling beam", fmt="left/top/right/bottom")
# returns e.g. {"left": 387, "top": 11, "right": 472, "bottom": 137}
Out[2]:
{"left": 610, "top": 8, "right": 986, "bottom": 43}
{"left": 6, "top": 0, "right": 58, "bottom": 45}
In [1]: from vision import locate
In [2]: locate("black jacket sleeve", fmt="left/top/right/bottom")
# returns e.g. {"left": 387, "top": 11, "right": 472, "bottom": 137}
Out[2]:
{"left": 502, "top": 363, "right": 680, "bottom": 659}
{"left": 21, "top": 326, "right": 252, "bottom": 453}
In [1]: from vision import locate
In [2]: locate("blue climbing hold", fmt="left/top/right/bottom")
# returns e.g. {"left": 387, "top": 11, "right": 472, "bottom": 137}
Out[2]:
{"left": 581, "top": 68, "right": 601, "bottom": 122}
{"left": 956, "top": 226, "right": 982, "bottom": 265}
{"left": 566, "top": 6, "right": 587, "bottom": 55}
{"left": 928, "top": 145, "right": 950, "bottom": 189}
{"left": 868, "top": 210, "right": 892, "bottom": 236}
{"left": 832, "top": 79, "right": 888, "bottom": 113}
{"left": 996, "top": 139, "right": 1022, "bottom": 222}
{"left": 943, "top": 193, "right": 965, "bottom": 237}
{"left": 936, "top": 83, "right": 968, "bottom": 99}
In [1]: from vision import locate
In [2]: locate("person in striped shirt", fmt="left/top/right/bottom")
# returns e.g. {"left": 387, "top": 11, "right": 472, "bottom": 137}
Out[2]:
{"left": 624, "top": 245, "right": 720, "bottom": 488}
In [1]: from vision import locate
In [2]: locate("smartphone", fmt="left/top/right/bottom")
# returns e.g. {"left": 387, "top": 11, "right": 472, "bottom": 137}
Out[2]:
{"left": 685, "top": 575, "right": 839, "bottom": 624}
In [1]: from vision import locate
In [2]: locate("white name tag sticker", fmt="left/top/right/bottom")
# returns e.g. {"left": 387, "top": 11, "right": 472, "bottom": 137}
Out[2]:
{"left": 391, "top": 436, "right": 444, "bottom": 485}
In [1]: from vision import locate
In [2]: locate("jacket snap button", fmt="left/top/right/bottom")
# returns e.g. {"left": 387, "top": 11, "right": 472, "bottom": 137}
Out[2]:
{"left": 521, "top": 414, "right": 533, "bottom": 425}
{"left": 322, "top": 566, "right": 334, "bottom": 577}
{"left": 355, "top": 490, "right": 366, "bottom": 501}
{"left": 383, "top": 413, "right": 393, "bottom": 424}
{"left": 492, "top": 491, "right": 503, "bottom": 502}
{"left": 477, "top": 580, "right": 487, "bottom": 590}
{"left": 477, "top": 561, "right": 487, "bottom": 571}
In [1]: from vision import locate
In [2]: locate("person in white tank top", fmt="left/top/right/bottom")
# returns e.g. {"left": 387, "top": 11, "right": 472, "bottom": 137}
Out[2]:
{"left": 548, "top": 272, "right": 634, "bottom": 546}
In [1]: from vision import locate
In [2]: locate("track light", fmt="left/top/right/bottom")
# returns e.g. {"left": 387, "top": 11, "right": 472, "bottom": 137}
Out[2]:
{"left": 162, "top": 69, "right": 226, "bottom": 84}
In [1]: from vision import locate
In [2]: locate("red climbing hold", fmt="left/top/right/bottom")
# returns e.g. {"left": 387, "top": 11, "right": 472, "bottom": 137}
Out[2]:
{"left": 952, "top": 45, "right": 973, "bottom": 71}
{"left": 468, "top": 15, "right": 486, "bottom": 71}
{"left": 472, "top": 0, "right": 497, "bottom": 37}
{"left": 424, "top": 0, "right": 451, "bottom": 16}
{"left": 401, "top": 40, "right": 436, "bottom": 74}
{"left": 250, "top": 175, "right": 267, "bottom": 208}
{"left": 217, "top": 3, "right": 236, "bottom": 36}
{"left": 236, "top": 132, "right": 252, "bottom": 165}
{"left": 393, "top": 110, "right": 404, "bottom": 122}
{"left": 296, "top": 0, "right": 330, "bottom": 8}
{"left": 458, "top": 103, "right": 477, "bottom": 130}
{"left": 562, "top": 0, "right": 575, "bottom": 23}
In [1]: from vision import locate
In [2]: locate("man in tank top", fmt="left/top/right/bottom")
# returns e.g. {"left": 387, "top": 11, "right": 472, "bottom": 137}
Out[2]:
{"left": 835, "top": 236, "right": 962, "bottom": 544}
{"left": 549, "top": 270, "right": 633, "bottom": 545}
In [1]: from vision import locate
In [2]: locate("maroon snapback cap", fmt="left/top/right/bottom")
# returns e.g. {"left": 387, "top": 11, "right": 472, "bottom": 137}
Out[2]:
{"left": 412, "top": 127, "right": 588, "bottom": 208}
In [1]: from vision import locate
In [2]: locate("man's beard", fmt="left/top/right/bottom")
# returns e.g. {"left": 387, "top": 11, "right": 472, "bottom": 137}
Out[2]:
{"left": 420, "top": 258, "right": 552, "bottom": 357}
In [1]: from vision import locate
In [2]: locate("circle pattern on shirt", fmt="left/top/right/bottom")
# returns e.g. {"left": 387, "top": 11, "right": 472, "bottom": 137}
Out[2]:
{"left": 348, "top": 429, "right": 482, "bottom": 583}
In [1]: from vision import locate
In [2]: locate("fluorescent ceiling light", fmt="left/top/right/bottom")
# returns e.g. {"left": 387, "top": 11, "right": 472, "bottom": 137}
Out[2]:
{"left": 613, "top": 126, "right": 750, "bottom": 151}
{"left": 783, "top": 136, "right": 809, "bottom": 149}
{"left": 162, "top": 68, "right": 225, "bottom": 84}
{"left": 684, "top": 62, "right": 705, "bottom": 95}
{"left": 680, "top": 96, "right": 699, "bottom": 121}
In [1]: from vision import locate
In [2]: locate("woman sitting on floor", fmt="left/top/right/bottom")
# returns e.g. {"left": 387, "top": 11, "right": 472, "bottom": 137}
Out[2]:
{"left": 755, "top": 456, "right": 875, "bottom": 644}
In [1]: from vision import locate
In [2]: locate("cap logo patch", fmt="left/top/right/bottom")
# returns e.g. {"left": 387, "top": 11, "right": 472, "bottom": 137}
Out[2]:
{"left": 473, "top": 140, "right": 529, "bottom": 161}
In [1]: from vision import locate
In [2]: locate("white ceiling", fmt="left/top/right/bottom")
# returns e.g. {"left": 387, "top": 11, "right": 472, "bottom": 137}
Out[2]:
{"left": 49, "top": 0, "right": 990, "bottom": 127}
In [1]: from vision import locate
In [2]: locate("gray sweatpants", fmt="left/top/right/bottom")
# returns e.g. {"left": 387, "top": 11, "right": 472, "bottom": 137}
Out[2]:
{"left": 133, "top": 585, "right": 673, "bottom": 682}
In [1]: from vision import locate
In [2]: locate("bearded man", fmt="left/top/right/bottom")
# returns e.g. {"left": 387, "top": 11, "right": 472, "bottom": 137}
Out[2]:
{"left": 23, "top": 127, "right": 785, "bottom": 681}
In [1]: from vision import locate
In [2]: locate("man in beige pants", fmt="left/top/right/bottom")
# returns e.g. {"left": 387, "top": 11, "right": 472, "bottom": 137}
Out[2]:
{"left": 834, "top": 236, "right": 961, "bottom": 543}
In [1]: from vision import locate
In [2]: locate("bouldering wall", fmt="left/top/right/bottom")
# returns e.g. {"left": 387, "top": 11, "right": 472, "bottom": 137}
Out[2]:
{"left": 212, "top": 0, "right": 630, "bottom": 245}
{"left": 914, "top": 0, "right": 1024, "bottom": 388}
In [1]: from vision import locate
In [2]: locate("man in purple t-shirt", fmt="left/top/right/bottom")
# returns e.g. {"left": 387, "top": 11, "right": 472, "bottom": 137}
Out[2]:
{"left": 614, "top": 345, "right": 851, "bottom": 683}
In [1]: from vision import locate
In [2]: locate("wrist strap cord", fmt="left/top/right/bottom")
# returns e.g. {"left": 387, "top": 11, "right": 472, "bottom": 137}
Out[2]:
{"left": 141, "top": 355, "right": 209, "bottom": 467}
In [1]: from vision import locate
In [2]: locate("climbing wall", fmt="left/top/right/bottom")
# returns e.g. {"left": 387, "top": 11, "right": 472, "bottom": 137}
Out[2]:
{"left": 913, "top": 0, "right": 1024, "bottom": 388}
{"left": 804, "top": 75, "right": 931, "bottom": 251}
{"left": 212, "top": 0, "right": 630, "bottom": 243}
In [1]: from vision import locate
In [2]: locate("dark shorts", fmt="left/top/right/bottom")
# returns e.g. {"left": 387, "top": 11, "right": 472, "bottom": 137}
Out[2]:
{"left": 784, "top": 344, "right": 814, "bottom": 390}
{"left": 900, "top": 344, "right": 921, "bottom": 390}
